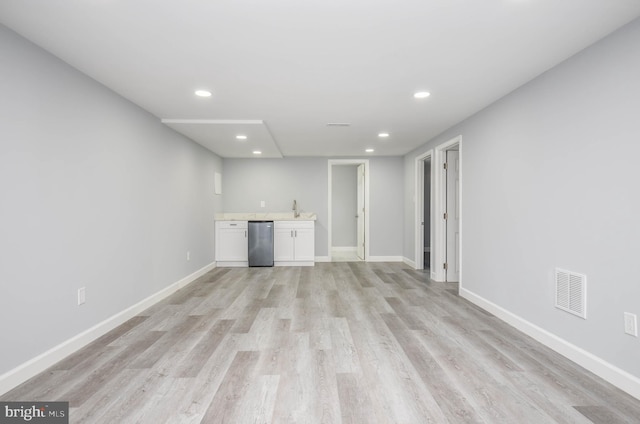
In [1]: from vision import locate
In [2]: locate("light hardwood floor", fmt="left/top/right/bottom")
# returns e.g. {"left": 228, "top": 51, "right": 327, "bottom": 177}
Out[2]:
{"left": 3, "top": 262, "right": 640, "bottom": 423}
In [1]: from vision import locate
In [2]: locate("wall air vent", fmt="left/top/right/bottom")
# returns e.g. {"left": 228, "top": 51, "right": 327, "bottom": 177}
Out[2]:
{"left": 555, "top": 268, "right": 587, "bottom": 319}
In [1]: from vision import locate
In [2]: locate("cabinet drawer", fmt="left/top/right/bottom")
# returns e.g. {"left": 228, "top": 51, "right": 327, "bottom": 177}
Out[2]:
{"left": 216, "top": 220, "right": 248, "bottom": 229}
{"left": 274, "top": 220, "right": 314, "bottom": 229}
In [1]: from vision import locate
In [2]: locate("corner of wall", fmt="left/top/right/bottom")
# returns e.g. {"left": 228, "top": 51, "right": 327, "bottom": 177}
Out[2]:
{"left": 0, "top": 262, "right": 215, "bottom": 396}
{"left": 460, "top": 287, "right": 640, "bottom": 401}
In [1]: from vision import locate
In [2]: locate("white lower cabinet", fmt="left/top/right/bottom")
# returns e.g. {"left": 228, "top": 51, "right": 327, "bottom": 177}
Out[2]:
{"left": 274, "top": 221, "right": 315, "bottom": 266}
{"left": 215, "top": 221, "right": 248, "bottom": 266}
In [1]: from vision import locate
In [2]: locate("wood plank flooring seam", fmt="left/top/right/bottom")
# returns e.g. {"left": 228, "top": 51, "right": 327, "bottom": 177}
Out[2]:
{"left": 3, "top": 263, "right": 640, "bottom": 424}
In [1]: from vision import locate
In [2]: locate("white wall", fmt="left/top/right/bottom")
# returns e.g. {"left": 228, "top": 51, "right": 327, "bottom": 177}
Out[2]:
{"left": 222, "top": 157, "right": 404, "bottom": 258}
{"left": 221, "top": 157, "right": 329, "bottom": 255}
{"left": 404, "top": 18, "right": 640, "bottom": 383}
{"left": 331, "top": 165, "right": 357, "bottom": 247}
{"left": 368, "top": 157, "right": 404, "bottom": 258}
{"left": 0, "top": 25, "right": 223, "bottom": 376}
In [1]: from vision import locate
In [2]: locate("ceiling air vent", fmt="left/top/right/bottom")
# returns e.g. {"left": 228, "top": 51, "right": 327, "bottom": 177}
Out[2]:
{"left": 555, "top": 268, "right": 587, "bottom": 319}
{"left": 326, "top": 123, "right": 351, "bottom": 127}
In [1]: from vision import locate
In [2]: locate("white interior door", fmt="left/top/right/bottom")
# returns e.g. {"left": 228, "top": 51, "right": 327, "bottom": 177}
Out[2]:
{"left": 445, "top": 150, "right": 460, "bottom": 282}
{"left": 356, "top": 163, "right": 365, "bottom": 260}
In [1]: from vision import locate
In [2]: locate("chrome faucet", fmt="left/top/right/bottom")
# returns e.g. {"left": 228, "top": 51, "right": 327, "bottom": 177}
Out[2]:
{"left": 293, "top": 200, "right": 300, "bottom": 218}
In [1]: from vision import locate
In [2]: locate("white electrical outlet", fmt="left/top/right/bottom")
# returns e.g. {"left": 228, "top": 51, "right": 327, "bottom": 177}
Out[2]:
{"left": 187, "top": 251, "right": 191, "bottom": 261}
{"left": 260, "top": 200, "right": 266, "bottom": 208}
{"left": 77, "top": 287, "right": 86, "bottom": 306}
{"left": 624, "top": 312, "right": 637, "bottom": 337}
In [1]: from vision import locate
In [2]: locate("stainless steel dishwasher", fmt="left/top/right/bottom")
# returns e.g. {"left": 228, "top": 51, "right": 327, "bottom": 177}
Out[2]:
{"left": 248, "top": 221, "right": 274, "bottom": 267}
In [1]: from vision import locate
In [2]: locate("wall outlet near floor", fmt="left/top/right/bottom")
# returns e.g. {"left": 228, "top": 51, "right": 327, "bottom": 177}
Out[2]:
{"left": 77, "top": 287, "right": 86, "bottom": 306}
{"left": 624, "top": 312, "right": 637, "bottom": 337}
{"left": 260, "top": 200, "right": 266, "bottom": 208}
{"left": 187, "top": 251, "right": 191, "bottom": 261}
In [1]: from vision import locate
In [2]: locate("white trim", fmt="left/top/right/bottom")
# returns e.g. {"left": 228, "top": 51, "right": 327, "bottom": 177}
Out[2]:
{"left": 215, "top": 261, "right": 248, "bottom": 267}
{"left": 433, "top": 135, "right": 462, "bottom": 283}
{"left": 403, "top": 257, "right": 416, "bottom": 268}
{"left": 315, "top": 256, "right": 331, "bottom": 263}
{"left": 331, "top": 246, "right": 358, "bottom": 252}
{"left": 414, "top": 150, "right": 433, "bottom": 270}
{"left": 328, "top": 159, "right": 370, "bottom": 262}
{"left": 0, "top": 261, "right": 216, "bottom": 396}
{"left": 460, "top": 288, "right": 640, "bottom": 401}
{"left": 367, "top": 256, "right": 404, "bottom": 262}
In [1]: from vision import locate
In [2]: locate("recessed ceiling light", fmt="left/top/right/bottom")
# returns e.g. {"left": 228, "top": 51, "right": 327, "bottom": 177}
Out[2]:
{"left": 253, "top": 150, "right": 262, "bottom": 155}
{"left": 414, "top": 91, "right": 430, "bottom": 99}
{"left": 195, "top": 90, "right": 212, "bottom": 97}
{"left": 365, "top": 148, "right": 374, "bottom": 153}
{"left": 378, "top": 133, "right": 390, "bottom": 138}
{"left": 236, "top": 135, "right": 247, "bottom": 140}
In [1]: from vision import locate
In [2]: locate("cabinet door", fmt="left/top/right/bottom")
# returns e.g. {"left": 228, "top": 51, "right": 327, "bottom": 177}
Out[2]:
{"left": 274, "top": 228, "right": 294, "bottom": 261}
{"left": 217, "top": 228, "right": 248, "bottom": 261}
{"left": 294, "top": 228, "right": 315, "bottom": 261}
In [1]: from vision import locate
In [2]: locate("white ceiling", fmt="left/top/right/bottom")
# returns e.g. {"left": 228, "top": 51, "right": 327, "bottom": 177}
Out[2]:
{"left": 2, "top": 1, "right": 639, "bottom": 158}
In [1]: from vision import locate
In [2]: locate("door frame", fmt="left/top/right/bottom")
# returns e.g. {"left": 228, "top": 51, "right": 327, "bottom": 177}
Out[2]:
{"left": 414, "top": 150, "right": 433, "bottom": 273}
{"left": 433, "top": 135, "right": 462, "bottom": 282}
{"left": 356, "top": 163, "right": 365, "bottom": 260}
{"left": 328, "top": 159, "right": 370, "bottom": 262}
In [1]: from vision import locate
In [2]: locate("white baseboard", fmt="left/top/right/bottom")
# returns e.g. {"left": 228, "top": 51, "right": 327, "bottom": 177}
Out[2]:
{"left": 331, "top": 246, "right": 357, "bottom": 252}
{"left": 367, "top": 256, "right": 404, "bottom": 262}
{"left": 215, "top": 261, "right": 248, "bottom": 267}
{"left": 315, "top": 256, "right": 331, "bottom": 263}
{"left": 460, "top": 288, "right": 640, "bottom": 401}
{"left": 403, "top": 257, "right": 416, "bottom": 268}
{"left": 0, "top": 261, "right": 216, "bottom": 396}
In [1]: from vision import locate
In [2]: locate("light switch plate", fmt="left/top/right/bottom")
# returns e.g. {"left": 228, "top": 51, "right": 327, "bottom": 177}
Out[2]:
{"left": 624, "top": 312, "right": 637, "bottom": 336}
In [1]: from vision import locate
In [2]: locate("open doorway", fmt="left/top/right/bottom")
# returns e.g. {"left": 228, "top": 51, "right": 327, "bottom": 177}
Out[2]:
{"left": 328, "top": 160, "right": 370, "bottom": 262}
{"left": 414, "top": 151, "right": 433, "bottom": 272}
{"left": 418, "top": 137, "right": 461, "bottom": 282}
{"left": 423, "top": 160, "right": 432, "bottom": 269}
